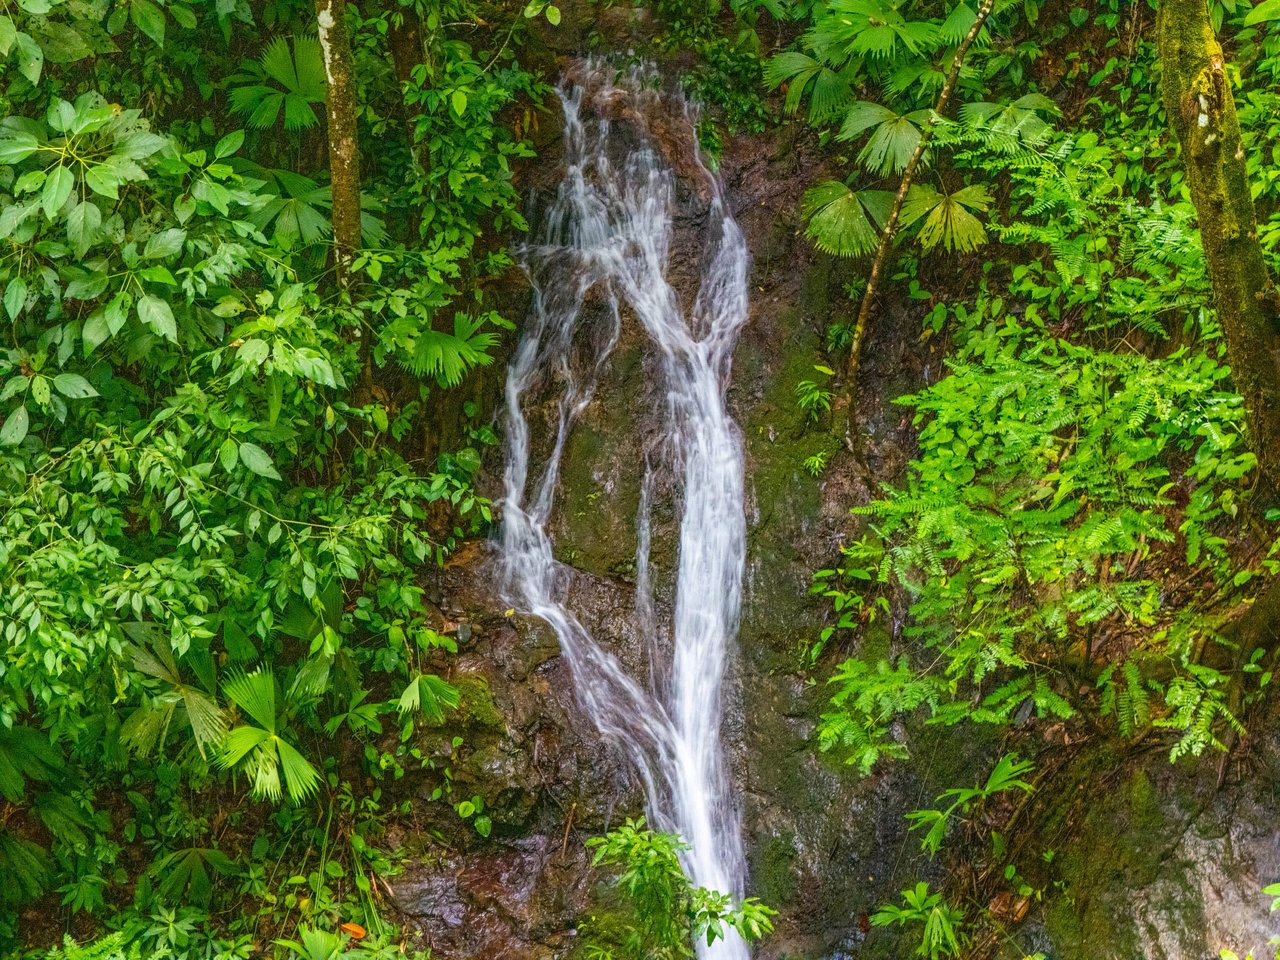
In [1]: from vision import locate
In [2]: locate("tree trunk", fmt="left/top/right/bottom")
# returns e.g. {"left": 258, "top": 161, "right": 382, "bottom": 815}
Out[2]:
{"left": 316, "top": 0, "right": 362, "bottom": 292}
{"left": 1158, "top": 0, "right": 1280, "bottom": 490}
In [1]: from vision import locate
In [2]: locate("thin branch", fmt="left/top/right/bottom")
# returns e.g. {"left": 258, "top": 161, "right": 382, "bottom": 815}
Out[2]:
{"left": 839, "top": 0, "right": 995, "bottom": 448}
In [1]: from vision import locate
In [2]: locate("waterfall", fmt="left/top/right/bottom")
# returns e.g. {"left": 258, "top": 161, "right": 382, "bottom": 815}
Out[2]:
{"left": 498, "top": 61, "right": 752, "bottom": 960}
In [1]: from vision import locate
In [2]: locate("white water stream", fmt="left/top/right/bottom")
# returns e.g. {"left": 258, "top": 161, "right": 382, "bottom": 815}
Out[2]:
{"left": 498, "top": 62, "right": 751, "bottom": 960}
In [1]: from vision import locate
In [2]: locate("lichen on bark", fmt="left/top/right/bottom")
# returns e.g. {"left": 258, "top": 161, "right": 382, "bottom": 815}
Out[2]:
{"left": 315, "top": 0, "right": 362, "bottom": 291}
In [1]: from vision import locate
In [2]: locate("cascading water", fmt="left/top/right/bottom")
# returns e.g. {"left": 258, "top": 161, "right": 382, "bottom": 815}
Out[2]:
{"left": 498, "top": 61, "right": 751, "bottom": 959}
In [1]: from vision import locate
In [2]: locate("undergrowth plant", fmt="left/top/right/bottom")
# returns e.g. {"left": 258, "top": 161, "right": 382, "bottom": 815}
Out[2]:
{"left": 581, "top": 818, "right": 776, "bottom": 960}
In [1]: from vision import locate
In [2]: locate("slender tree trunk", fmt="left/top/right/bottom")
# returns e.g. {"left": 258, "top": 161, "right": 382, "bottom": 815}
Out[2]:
{"left": 836, "top": 0, "right": 994, "bottom": 449}
{"left": 1158, "top": 0, "right": 1280, "bottom": 490}
{"left": 316, "top": 0, "right": 362, "bottom": 292}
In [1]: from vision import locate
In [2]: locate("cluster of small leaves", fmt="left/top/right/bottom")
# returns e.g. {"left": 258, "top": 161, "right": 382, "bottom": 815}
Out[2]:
{"left": 583, "top": 818, "right": 776, "bottom": 960}
{"left": 817, "top": 298, "right": 1259, "bottom": 768}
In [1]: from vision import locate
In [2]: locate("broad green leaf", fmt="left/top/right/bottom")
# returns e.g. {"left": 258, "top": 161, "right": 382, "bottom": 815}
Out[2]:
{"left": 1244, "top": 0, "right": 1280, "bottom": 24}
{"left": 15, "top": 31, "right": 42, "bottom": 84}
{"left": 858, "top": 113, "right": 926, "bottom": 176}
{"left": 452, "top": 89, "right": 468, "bottom": 117}
{"left": 47, "top": 99, "right": 76, "bottom": 133}
{"left": 275, "top": 739, "right": 321, "bottom": 803}
{"left": 41, "top": 165, "right": 73, "bottom": 219}
{"left": 903, "top": 183, "right": 991, "bottom": 253}
{"left": 143, "top": 228, "right": 186, "bottom": 260}
{"left": 64, "top": 271, "right": 109, "bottom": 300}
{"left": 215, "top": 130, "right": 245, "bottom": 159}
{"left": 0, "top": 405, "right": 29, "bottom": 446}
{"left": 85, "top": 165, "right": 121, "bottom": 200}
{"left": 238, "top": 441, "right": 282, "bottom": 480}
{"left": 115, "top": 131, "right": 168, "bottom": 160}
{"left": 131, "top": 0, "right": 166, "bottom": 46}
{"left": 801, "top": 181, "right": 880, "bottom": 257}
{"left": 137, "top": 294, "right": 177, "bottom": 342}
{"left": 0, "top": 132, "right": 40, "bottom": 165}
{"left": 66, "top": 200, "right": 102, "bottom": 257}
{"left": 218, "top": 438, "right": 239, "bottom": 473}
{"left": 838, "top": 100, "right": 898, "bottom": 141}
{"left": 52, "top": 373, "right": 97, "bottom": 399}
{"left": 0, "top": 16, "right": 15, "bottom": 56}
{"left": 223, "top": 669, "right": 278, "bottom": 733}
{"left": 4, "top": 276, "right": 27, "bottom": 320}
{"left": 83, "top": 293, "right": 129, "bottom": 355}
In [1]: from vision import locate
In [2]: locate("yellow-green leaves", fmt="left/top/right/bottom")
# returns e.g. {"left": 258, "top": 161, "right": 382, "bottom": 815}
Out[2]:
{"left": 837, "top": 101, "right": 931, "bottom": 176}
{"left": 220, "top": 669, "right": 320, "bottom": 805}
{"left": 901, "top": 183, "right": 993, "bottom": 254}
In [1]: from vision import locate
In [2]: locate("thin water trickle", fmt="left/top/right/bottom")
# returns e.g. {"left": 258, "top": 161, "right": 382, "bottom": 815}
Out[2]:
{"left": 498, "top": 60, "right": 751, "bottom": 960}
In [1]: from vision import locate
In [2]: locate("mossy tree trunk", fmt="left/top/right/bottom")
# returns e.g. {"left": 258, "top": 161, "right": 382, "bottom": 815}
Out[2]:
{"left": 1158, "top": 0, "right": 1280, "bottom": 490}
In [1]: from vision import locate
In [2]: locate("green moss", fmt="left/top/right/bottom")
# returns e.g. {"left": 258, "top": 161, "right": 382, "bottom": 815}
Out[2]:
{"left": 453, "top": 673, "right": 506, "bottom": 732}
{"left": 1034, "top": 750, "right": 1211, "bottom": 960}
{"left": 756, "top": 833, "right": 798, "bottom": 907}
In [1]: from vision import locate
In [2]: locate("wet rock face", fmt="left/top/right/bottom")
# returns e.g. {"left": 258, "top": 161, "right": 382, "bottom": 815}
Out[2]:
{"left": 1021, "top": 741, "right": 1280, "bottom": 960}
{"left": 389, "top": 552, "right": 647, "bottom": 959}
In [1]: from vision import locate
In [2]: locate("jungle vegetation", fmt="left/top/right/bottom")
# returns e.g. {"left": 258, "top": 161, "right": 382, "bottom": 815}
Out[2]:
{"left": 3, "top": 0, "right": 1280, "bottom": 958}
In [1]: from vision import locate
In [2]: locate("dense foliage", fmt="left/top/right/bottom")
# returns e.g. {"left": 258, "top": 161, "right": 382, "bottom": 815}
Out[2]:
{"left": 9, "top": 0, "right": 1280, "bottom": 958}
{"left": 1, "top": 0, "right": 542, "bottom": 954}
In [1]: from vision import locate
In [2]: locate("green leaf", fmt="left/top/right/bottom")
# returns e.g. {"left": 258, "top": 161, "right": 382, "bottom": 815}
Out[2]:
{"left": 214, "top": 129, "right": 245, "bottom": 159}
{"left": 0, "top": 133, "right": 38, "bottom": 165}
{"left": 238, "top": 441, "right": 282, "bottom": 480}
{"left": 83, "top": 293, "right": 128, "bottom": 355}
{"left": 903, "top": 183, "right": 991, "bottom": 254}
{"left": 0, "top": 405, "right": 29, "bottom": 446}
{"left": 66, "top": 200, "right": 102, "bottom": 257}
{"left": 52, "top": 373, "right": 97, "bottom": 399}
{"left": 3, "top": 276, "right": 27, "bottom": 320}
{"left": 1245, "top": 0, "right": 1280, "bottom": 23}
{"left": 275, "top": 739, "right": 321, "bottom": 803}
{"left": 15, "top": 32, "right": 42, "bottom": 84}
{"left": 218, "top": 437, "right": 239, "bottom": 473}
{"left": 137, "top": 294, "right": 177, "bottom": 342}
{"left": 131, "top": 0, "right": 166, "bottom": 46}
{"left": 838, "top": 100, "right": 898, "bottom": 141}
{"left": 85, "top": 165, "right": 121, "bottom": 200}
{"left": 801, "top": 181, "right": 880, "bottom": 258}
{"left": 223, "top": 669, "right": 279, "bottom": 733}
{"left": 451, "top": 89, "right": 468, "bottom": 117}
{"left": 143, "top": 228, "right": 186, "bottom": 260}
{"left": 0, "top": 16, "right": 16, "bottom": 56}
{"left": 397, "top": 674, "right": 460, "bottom": 723}
{"left": 41, "top": 165, "right": 73, "bottom": 219}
